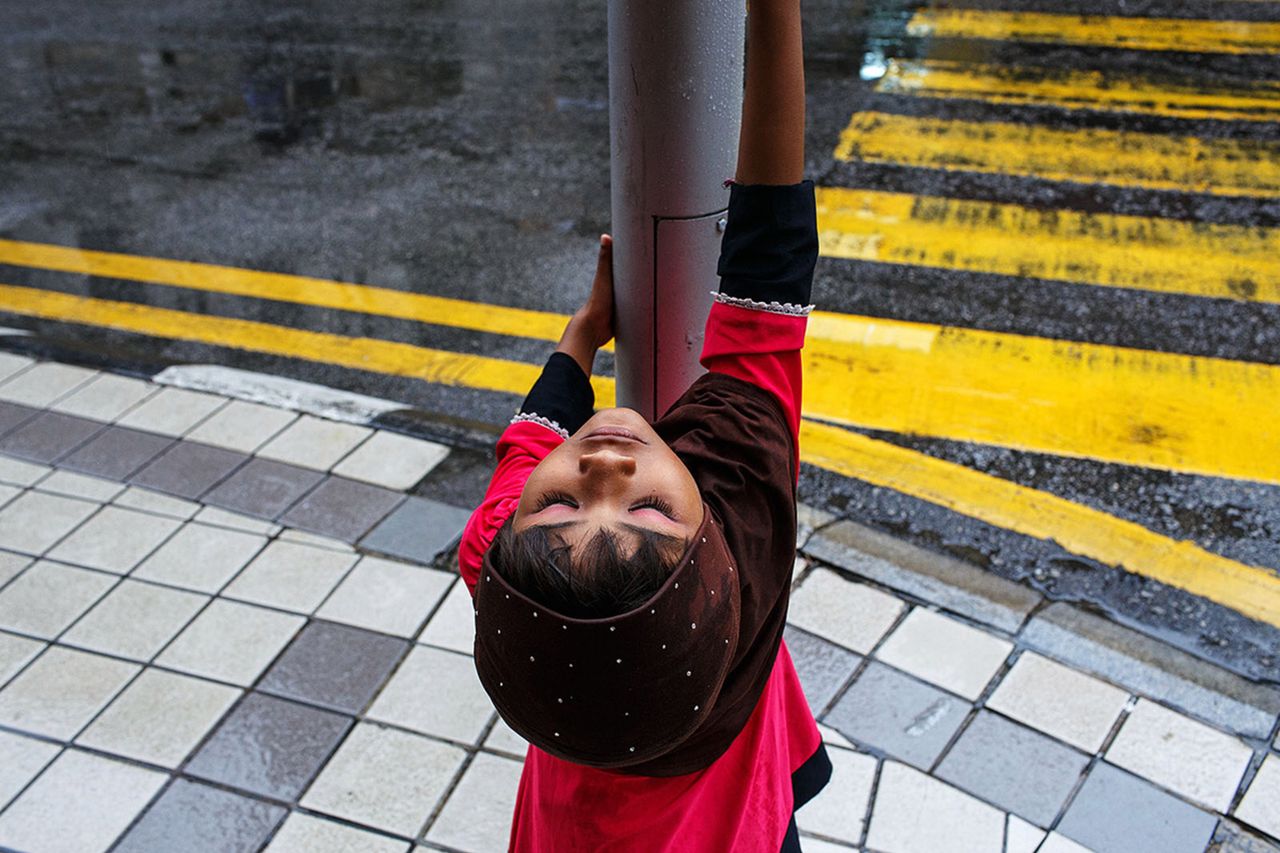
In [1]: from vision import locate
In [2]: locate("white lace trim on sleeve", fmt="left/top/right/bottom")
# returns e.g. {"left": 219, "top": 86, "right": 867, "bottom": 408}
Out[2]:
{"left": 510, "top": 412, "right": 570, "bottom": 440}
{"left": 712, "top": 292, "right": 814, "bottom": 316}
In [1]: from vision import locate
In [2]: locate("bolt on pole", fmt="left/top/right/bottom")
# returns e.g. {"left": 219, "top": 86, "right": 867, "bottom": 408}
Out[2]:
{"left": 608, "top": 0, "right": 745, "bottom": 420}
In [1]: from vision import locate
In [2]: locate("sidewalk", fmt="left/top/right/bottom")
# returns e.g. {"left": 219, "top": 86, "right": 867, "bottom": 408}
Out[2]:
{"left": 0, "top": 352, "right": 1274, "bottom": 853}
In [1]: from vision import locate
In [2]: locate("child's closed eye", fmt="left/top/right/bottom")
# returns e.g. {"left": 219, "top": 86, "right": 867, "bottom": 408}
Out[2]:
{"left": 535, "top": 491, "right": 578, "bottom": 511}
{"left": 631, "top": 495, "right": 675, "bottom": 517}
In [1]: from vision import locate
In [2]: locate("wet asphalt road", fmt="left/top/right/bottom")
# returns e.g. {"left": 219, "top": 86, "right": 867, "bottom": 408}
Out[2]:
{"left": 1, "top": 0, "right": 1278, "bottom": 680}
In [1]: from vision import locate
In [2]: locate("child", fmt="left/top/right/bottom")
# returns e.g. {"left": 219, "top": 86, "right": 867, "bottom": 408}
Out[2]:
{"left": 458, "top": 0, "right": 829, "bottom": 849}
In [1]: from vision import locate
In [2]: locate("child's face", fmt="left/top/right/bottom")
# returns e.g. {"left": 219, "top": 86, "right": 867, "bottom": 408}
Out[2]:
{"left": 513, "top": 407, "right": 704, "bottom": 554}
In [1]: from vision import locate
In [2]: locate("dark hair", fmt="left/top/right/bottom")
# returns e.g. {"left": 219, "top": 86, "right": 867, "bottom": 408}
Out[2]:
{"left": 489, "top": 518, "right": 687, "bottom": 619}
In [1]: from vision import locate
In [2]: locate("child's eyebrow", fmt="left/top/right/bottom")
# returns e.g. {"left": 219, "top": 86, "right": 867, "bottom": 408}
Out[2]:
{"left": 531, "top": 520, "right": 684, "bottom": 548}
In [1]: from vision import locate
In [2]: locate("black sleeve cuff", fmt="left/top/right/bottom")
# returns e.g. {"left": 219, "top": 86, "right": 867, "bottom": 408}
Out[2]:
{"left": 519, "top": 352, "right": 595, "bottom": 436}
{"left": 716, "top": 180, "right": 818, "bottom": 307}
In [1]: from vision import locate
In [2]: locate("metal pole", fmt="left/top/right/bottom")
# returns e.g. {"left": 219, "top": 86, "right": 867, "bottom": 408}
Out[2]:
{"left": 608, "top": 0, "right": 745, "bottom": 420}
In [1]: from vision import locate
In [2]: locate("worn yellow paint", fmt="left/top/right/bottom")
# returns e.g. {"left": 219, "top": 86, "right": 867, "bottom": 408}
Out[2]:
{"left": 906, "top": 8, "right": 1280, "bottom": 55}
{"left": 814, "top": 186, "right": 1280, "bottom": 304}
{"left": 0, "top": 283, "right": 617, "bottom": 406}
{"left": 876, "top": 59, "right": 1280, "bottom": 123}
{"left": 801, "top": 420, "right": 1280, "bottom": 626}
{"left": 835, "top": 111, "right": 1280, "bottom": 198}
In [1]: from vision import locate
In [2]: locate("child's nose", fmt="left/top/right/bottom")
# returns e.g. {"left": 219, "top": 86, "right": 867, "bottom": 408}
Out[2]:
{"left": 578, "top": 449, "right": 636, "bottom": 477}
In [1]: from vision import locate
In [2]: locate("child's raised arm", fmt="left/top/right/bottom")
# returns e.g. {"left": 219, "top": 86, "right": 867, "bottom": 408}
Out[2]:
{"left": 735, "top": 0, "right": 805, "bottom": 185}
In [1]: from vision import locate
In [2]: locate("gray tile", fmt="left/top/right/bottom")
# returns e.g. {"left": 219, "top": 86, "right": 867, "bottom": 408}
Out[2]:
{"left": 784, "top": 625, "right": 861, "bottom": 716}
{"left": 186, "top": 692, "right": 352, "bottom": 801}
{"left": 60, "top": 425, "right": 175, "bottom": 481}
{"left": 203, "top": 458, "right": 325, "bottom": 520}
{"left": 0, "top": 402, "right": 39, "bottom": 438}
{"left": 259, "top": 620, "right": 408, "bottom": 714}
{"left": 130, "top": 440, "right": 249, "bottom": 499}
{"left": 113, "top": 778, "right": 287, "bottom": 853}
{"left": 280, "top": 477, "right": 404, "bottom": 543}
{"left": 0, "top": 411, "right": 102, "bottom": 464}
{"left": 1057, "top": 762, "right": 1218, "bottom": 853}
{"left": 936, "top": 710, "right": 1089, "bottom": 826}
{"left": 823, "top": 661, "right": 970, "bottom": 770}
{"left": 359, "top": 496, "right": 472, "bottom": 564}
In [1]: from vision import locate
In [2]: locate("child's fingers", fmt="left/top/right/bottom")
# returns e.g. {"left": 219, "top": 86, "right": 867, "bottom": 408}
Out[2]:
{"left": 594, "top": 234, "right": 613, "bottom": 284}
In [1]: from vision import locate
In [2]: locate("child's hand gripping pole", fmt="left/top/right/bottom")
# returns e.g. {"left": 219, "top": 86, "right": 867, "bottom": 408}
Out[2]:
{"left": 556, "top": 235, "right": 615, "bottom": 378}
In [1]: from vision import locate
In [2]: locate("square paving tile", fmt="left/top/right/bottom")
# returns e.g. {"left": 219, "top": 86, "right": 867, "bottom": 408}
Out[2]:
{"left": 259, "top": 620, "right": 408, "bottom": 714}
{"left": 0, "top": 483, "right": 18, "bottom": 510}
{"left": 46, "top": 505, "right": 181, "bottom": 574}
{"left": 865, "top": 761, "right": 1005, "bottom": 853}
{"left": 936, "top": 710, "right": 1090, "bottom": 827}
{"left": 184, "top": 398, "right": 297, "bottom": 453}
{"left": 280, "top": 476, "right": 404, "bottom": 543}
{"left": 60, "top": 425, "right": 174, "bottom": 481}
{"left": 76, "top": 668, "right": 240, "bottom": 768}
{"left": 130, "top": 440, "right": 248, "bottom": 499}
{"left": 367, "top": 645, "right": 492, "bottom": 744}
{"left": 203, "top": 457, "right": 325, "bottom": 520}
{"left": 193, "top": 505, "right": 281, "bottom": 536}
{"left": 0, "top": 748, "right": 167, "bottom": 853}
{"left": 34, "top": 470, "right": 125, "bottom": 502}
{"left": 788, "top": 568, "right": 905, "bottom": 654}
{"left": 316, "top": 556, "right": 452, "bottom": 637}
{"left": 1235, "top": 754, "right": 1280, "bottom": 840}
{"left": 0, "top": 490, "right": 97, "bottom": 556}
{"left": 223, "top": 539, "right": 357, "bottom": 614}
{"left": 116, "top": 386, "right": 226, "bottom": 436}
{"left": 0, "top": 551, "right": 30, "bottom": 590}
{"left": 50, "top": 372, "right": 156, "bottom": 422}
{"left": 265, "top": 812, "right": 410, "bottom": 853}
{"left": 0, "top": 731, "right": 60, "bottom": 811}
{"left": 0, "top": 646, "right": 139, "bottom": 740}
{"left": 419, "top": 578, "right": 475, "bottom": 655}
{"left": 333, "top": 430, "right": 449, "bottom": 490}
{"left": 1057, "top": 762, "right": 1218, "bottom": 853}
{"left": 875, "top": 608, "right": 1012, "bottom": 701}
{"left": 157, "top": 599, "right": 304, "bottom": 686}
{"left": 0, "top": 362, "right": 97, "bottom": 408}
{"left": 1105, "top": 698, "right": 1253, "bottom": 812}
{"left": 483, "top": 717, "right": 528, "bottom": 760}
{"left": 823, "top": 660, "right": 970, "bottom": 771}
{"left": 426, "top": 752, "right": 523, "bottom": 852}
{"left": 186, "top": 692, "right": 352, "bottom": 801}
{"left": 258, "top": 414, "right": 372, "bottom": 471}
{"left": 0, "top": 411, "right": 103, "bottom": 464}
{"left": 112, "top": 485, "right": 200, "bottom": 519}
{"left": 277, "top": 528, "right": 354, "bottom": 551}
{"left": 784, "top": 625, "right": 862, "bottom": 716}
{"left": 0, "top": 446, "right": 49, "bottom": 485}
{"left": 795, "top": 747, "right": 877, "bottom": 844}
{"left": 0, "top": 354, "right": 33, "bottom": 385}
{"left": 360, "top": 496, "right": 473, "bottom": 565}
{"left": 0, "top": 631, "right": 44, "bottom": 685}
{"left": 112, "top": 778, "right": 286, "bottom": 853}
{"left": 61, "top": 579, "right": 207, "bottom": 661}
{"left": 132, "top": 522, "right": 267, "bottom": 593}
{"left": 1006, "top": 815, "right": 1048, "bottom": 853}
{"left": 300, "top": 721, "right": 466, "bottom": 837}
{"left": 0, "top": 560, "right": 116, "bottom": 639}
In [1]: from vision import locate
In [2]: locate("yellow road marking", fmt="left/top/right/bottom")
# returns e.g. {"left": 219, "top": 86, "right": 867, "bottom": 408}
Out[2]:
{"left": 876, "top": 58, "right": 1280, "bottom": 123}
{"left": 801, "top": 420, "right": 1280, "bottom": 626}
{"left": 906, "top": 9, "right": 1280, "bottom": 55}
{"left": 835, "top": 111, "right": 1280, "bottom": 198}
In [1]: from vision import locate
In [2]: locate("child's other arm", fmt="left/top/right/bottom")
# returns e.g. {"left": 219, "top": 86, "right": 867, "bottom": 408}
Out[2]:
{"left": 735, "top": 0, "right": 805, "bottom": 186}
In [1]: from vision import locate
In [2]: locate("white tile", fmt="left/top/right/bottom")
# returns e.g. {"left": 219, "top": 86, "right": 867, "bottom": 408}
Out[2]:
{"left": 49, "top": 373, "right": 156, "bottom": 422}
{"left": 0, "top": 631, "right": 43, "bottom": 685}
{"left": 258, "top": 414, "right": 373, "bottom": 471}
{"left": 76, "top": 668, "right": 240, "bottom": 768}
{"left": 0, "top": 483, "right": 18, "bottom": 510}
{"left": 278, "top": 528, "right": 354, "bottom": 551}
{"left": 112, "top": 485, "right": 200, "bottom": 519}
{"left": 484, "top": 715, "right": 528, "bottom": 758}
{"left": 0, "top": 646, "right": 139, "bottom": 739}
{"left": 1235, "top": 754, "right": 1280, "bottom": 839}
{"left": 157, "top": 599, "right": 303, "bottom": 686}
{"left": 1039, "top": 833, "right": 1095, "bottom": 852}
{"left": 0, "top": 561, "right": 116, "bottom": 639}
{"left": 184, "top": 399, "right": 297, "bottom": 454}
{"left": 0, "top": 731, "right": 60, "bottom": 811}
{"left": 193, "top": 505, "right": 281, "bottom": 536}
{"left": 0, "top": 748, "right": 166, "bottom": 853}
{"left": 788, "top": 568, "right": 906, "bottom": 654}
{"left": 0, "top": 490, "right": 97, "bottom": 556}
{"left": 46, "top": 506, "right": 181, "bottom": 574}
{"left": 795, "top": 838, "right": 857, "bottom": 853}
{"left": 34, "top": 470, "right": 124, "bottom": 502}
{"left": 0, "top": 362, "right": 97, "bottom": 408}
{"left": 223, "top": 539, "right": 357, "bottom": 614}
{"left": 265, "top": 812, "right": 409, "bottom": 853}
{"left": 317, "top": 556, "right": 452, "bottom": 638}
{"left": 301, "top": 722, "right": 467, "bottom": 837}
{"left": 1106, "top": 698, "right": 1253, "bottom": 811}
{"left": 865, "top": 762, "right": 1005, "bottom": 853}
{"left": 420, "top": 578, "right": 474, "bottom": 654}
{"left": 426, "top": 752, "right": 523, "bottom": 852}
{"left": 0, "top": 353, "right": 34, "bottom": 384}
{"left": 875, "top": 609, "right": 1012, "bottom": 700}
{"left": 61, "top": 580, "right": 207, "bottom": 661}
{"left": 818, "top": 723, "right": 857, "bottom": 751}
{"left": 987, "top": 652, "right": 1129, "bottom": 753}
{"left": 115, "top": 386, "right": 226, "bottom": 436}
{"left": 797, "top": 747, "right": 877, "bottom": 843}
{"left": 368, "top": 646, "right": 492, "bottom": 744}
{"left": 332, "top": 430, "right": 449, "bottom": 490}
{"left": 1005, "top": 815, "right": 1047, "bottom": 853}
{"left": 131, "top": 522, "right": 267, "bottom": 593}
{"left": 0, "top": 551, "right": 30, "bottom": 589}
{"left": 0, "top": 455, "right": 50, "bottom": 487}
